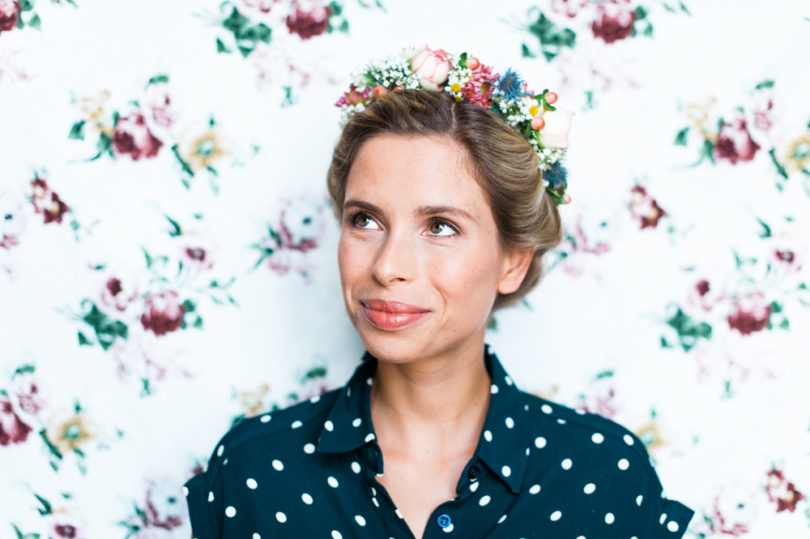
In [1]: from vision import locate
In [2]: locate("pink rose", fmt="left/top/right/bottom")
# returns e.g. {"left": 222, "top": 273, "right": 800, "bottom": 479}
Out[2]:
{"left": 112, "top": 111, "right": 164, "bottom": 161}
{"left": 285, "top": 4, "right": 331, "bottom": 40}
{"left": 140, "top": 290, "right": 186, "bottom": 336}
{"left": 538, "top": 108, "right": 575, "bottom": 148}
{"left": 591, "top": 0, "right": 637, "bottom": 44}
{"left": 0, "top": 0, "right": 20, "bottom": 34}
{"left": 713, "top": 116, "right": 761, "bottom": 164}
{"left": 410, "top": 45, "right": 451, "bottom": 90}
{"left": 0, "top": 396, "right": 32, "bottom": 446}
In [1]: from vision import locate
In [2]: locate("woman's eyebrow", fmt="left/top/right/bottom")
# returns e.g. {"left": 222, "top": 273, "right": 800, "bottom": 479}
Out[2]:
{"left": 344, "top": 199, "right": 474, "bottom": 221}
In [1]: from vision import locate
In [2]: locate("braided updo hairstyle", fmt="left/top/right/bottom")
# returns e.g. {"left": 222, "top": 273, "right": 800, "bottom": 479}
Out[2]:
{"left": 326, "top": 88, "right": 563, "bottom": 312}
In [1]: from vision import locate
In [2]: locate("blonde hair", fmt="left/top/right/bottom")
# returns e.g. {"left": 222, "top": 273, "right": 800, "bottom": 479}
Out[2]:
{"left": 326, "top": 89, "right": 563, "bottom": 311}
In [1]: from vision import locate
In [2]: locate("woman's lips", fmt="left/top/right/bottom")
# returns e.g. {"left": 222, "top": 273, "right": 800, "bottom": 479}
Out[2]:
{"left": 361, "top": 299, "right": 429, "bottom": 330}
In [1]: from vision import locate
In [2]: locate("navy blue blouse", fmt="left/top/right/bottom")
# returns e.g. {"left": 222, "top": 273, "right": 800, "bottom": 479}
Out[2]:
{"left": 184, "top": 344, "right": 694, "bottom": 538}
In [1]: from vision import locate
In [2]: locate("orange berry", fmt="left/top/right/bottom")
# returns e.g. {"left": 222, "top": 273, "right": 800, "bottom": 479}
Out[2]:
{"left": 564, "top": 194, "right": 572, "bottom": 204}
{"left": 531, "top": 115, "right": 545, "bottom": 130}
{"left": 467, "top": 56, "right": 480, "bottom": 70}
{"left": 373, "top": 85, "right": 388, "bottom": 98}
{"left": 545, "top": 91, "right": 558, "bottom": 104}
{"left": 393, "top": 86, "right": 403, "bottom": 92}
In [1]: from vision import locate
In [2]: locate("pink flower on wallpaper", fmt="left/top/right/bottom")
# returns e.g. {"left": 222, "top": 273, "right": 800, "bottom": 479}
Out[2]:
{"left": 727, "top": 296, "right": 771, "bottom": 336}
{"left": 112, "top": 111, "right": 164, "bottom": 161}
{"left": 52, "top": 524, "right": 80, "bottom": 538}
{"left": 629, "top": 185, "right": 667, "bottom": 229}
{"left": 285, "top": 3, "right": 331, "bottom": 40}
{"left": 239, "top": 0, "right": 281, "bottom": 14}
{"left": 550, "top": 0, "right": 591, "bottom": 18}
{"left": 713, "top": 117, "right": 761, "bottom": 164}
{"left": 575, "top": 376, "right": 618, "bottom": 420}
{"left": 766, "top": 468, "right": 805, "bottom": 513}
{"left": 591, "top": 0, "right": 637, "bottom": 44}
{"left": 705, "top": 494, "right": 752, "bottom": 535}
{"left": 30, "top": 176, "right": 70, "bottom": 225}
{"left": 99, "top": 275, "right": 140, "bottom": 314}
{"left": 144, "top": 83, "right": 176, "bottom": 129}
{"left": 0, "top": 0, "right": 20, "bottom": 34}
{"left": 140, "top": 290, "right": 186, "bottom": 337}
{"left": 0, "top": 396, "right": 32, "bottom": 445}
{"left": 143, "top": 483, "right": 185, "bottom": 530}
{"left": 0, "top": 192, "right": 24, "bottom": 249}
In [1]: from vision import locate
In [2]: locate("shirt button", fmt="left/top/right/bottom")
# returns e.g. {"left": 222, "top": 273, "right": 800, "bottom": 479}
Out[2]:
{"left": 436, "top": 514, "right": 452, "bottom": 528}
{"left": 468, "top": 465, "right": 480, "bottom": 481}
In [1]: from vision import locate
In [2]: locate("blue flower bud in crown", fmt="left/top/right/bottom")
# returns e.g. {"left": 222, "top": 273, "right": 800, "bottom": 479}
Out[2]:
{"left": 335, "top": 45, "right": 574, "bottom": 205}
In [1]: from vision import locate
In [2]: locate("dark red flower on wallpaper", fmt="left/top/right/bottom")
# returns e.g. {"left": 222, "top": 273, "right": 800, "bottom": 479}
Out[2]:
{"left": 0, "top": 396, "right": 33, "bottom": 446}
{"left": 591, "top": 1, "right": 636, "bottom": 44}
{"left": 774, "top": 249, "right": 795, "bottom": 264}
{"left": 727, "top": 304, "right": 771, "bottom": 335}
{"left": 185, "top": 247, "right": 207, "bottom": 263}
{"left": 140, "top": 291, "right": 186, "bottom": 336}
{"left": 696, "top": 280, "right": 710, "bottom": 297}
{"left": 0, "top": 0, "right": 20, "bottom": 34}
{"left": 112, "top": 111, "right": 164, "bottom": 161}
{"left": 107, "top": 277, "right": 123, "bottom": 297}
{"left": 629, "top": 185, "right": 667, "bottom": 229}
{"left": 43, "top": 192, "right": 70, "bottom": 224}
{"left": 713, "top": 117, "right": 761, "bottom": 164}
{"left": 53, "top": 524, "right": 78, "bottom": 538}
{"left": 285, "top": 4, "right": 331, "bottom": 40}
{"left": 766, "top": 468, "right": 805, "bottom": 513}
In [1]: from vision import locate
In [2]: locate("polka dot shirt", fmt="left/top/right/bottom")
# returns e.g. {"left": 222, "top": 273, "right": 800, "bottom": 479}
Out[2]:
{"left": 184, "top": 344, "right": 694, "bottom": 538}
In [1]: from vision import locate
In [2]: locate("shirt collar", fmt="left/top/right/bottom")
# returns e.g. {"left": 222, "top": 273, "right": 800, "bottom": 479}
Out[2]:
{"left": 316, "top": 343, "right": 529, "bottom": 494}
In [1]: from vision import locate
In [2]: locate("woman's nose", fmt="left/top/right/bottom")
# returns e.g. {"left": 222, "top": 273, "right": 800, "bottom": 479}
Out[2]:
{"left": 371, "top": 228, "right": 415, "bottom": 285}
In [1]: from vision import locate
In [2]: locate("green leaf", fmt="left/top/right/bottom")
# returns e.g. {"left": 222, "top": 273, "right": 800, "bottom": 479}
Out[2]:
{"left": 328, "top": 1, "right": 343, "bottom": 16}
{"left": 216, "top": 37, "right": 231, "bottom": 53}
{"left": 769, "top": 148, "right": 789, "bottom": 179}
{"left": 755, "top": 79, "right": 775, "bottom": 90}
{"left": 193, "top": 316, "right": 203, "bottom": 328}
{"left": 182, "top": 299, "right": 196, "bottom": 313}
{"left": 33, "top": 492, "right": 52, "bottom": 515}
{"left": 165, "top": 215, "right": 182, "bottom": 237}
{"left": 674, "top": 126, "right": 689, "bottom": 146}
{"left": 642, "top": 23, "right": 653, "bottom": 37}
{"left": 19, "top": 0, "right": 33, "bottom": 11}
{"left": 68, "top": 120, "right": 85, "bottom": 140}
{"left": 14, "top": 364, "right": 35, "bottom": 376}
{"left": 171, "top": 144, "right": 194, "bottom": 176}
{"left": 521, "top": 43, "right": 535, "bottom": 58}
{"left": 756, "top": 217, "right": 771, "bottom": 238}
{"left": 337, "top": 19, "right": 349, "bottom": 33}
{"left": 147, "top": 74, "right": 169, "bottom": 85}
{"left": 78, "top": 331, "right": 92, "bottom": 346}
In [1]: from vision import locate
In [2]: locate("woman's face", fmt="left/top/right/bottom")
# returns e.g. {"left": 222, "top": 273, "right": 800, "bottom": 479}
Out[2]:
{"left": 337, "top": 133, "right": 532, "bottom": 364}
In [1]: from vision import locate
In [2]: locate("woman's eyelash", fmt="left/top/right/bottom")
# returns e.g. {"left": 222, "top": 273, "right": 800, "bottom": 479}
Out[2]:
{"left": 346, "top": 210, "right": 459, "bottom": 235}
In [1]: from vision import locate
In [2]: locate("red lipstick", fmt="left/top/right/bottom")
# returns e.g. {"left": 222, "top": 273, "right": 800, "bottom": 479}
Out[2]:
{"left": 361, "top": 299, "right": 429, "bottom": 330}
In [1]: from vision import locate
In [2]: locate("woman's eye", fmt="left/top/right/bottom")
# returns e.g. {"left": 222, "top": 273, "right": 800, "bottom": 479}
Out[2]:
{"left": 427, "top": 219, "right": 457, "bottom": 237}
{"left": 351, "top": 212, "right": 379, "bottom": 229}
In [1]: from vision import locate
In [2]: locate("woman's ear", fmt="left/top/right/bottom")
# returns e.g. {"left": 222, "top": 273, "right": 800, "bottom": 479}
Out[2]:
{"left": 497, "top": 248, "right": 535, "bottom": 295}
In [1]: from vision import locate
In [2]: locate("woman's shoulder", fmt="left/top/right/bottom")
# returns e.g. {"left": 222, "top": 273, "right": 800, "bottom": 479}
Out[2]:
{"left": 201, "top": 386, "right": 344, "bottom": 478}
{"left": 518, "top": 390, "right": 650, "bottom": 463}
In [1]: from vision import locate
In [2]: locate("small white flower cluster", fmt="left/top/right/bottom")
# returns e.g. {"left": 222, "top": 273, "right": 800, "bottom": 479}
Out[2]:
{"left": 362, "top": 53, "right": 420, "bottom": 92}
{"left": 531, "top": 143, "right": 567, "bottom": 171}
{"left": 443, "top": 63, "right": 473, "bottom": 102}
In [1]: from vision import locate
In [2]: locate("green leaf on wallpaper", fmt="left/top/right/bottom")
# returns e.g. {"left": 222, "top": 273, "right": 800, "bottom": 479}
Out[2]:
{"left": 526, "top": 11, "right": 576, "bottom": 63}
{"left": 756, "top": 218, "right": 771, "bottom": 238}
{"left": 769, "top": 148, "right": 789, "bottom": 179}
{"left": 665, "top": 306, "right": 712, "bottom": 352}
{"left": 679, "top": 1, "right": 691, "bottom": 15}
{"left": 304, "top": 366, "right": 328, "bottom": 380}
{"left": 674, "top": 127, "right": 689, "bottom": 146}
{"left": 660, "top": 336, "right": 674, "bottom": 348}
{"left": 216, "top": 37, "right": 231, "bottom": 53}
{"left": 68, "top": 120, "right": 85, "bottom": 140}
{"left": 34, "top": 493, "right": 52, "bottom": 515}
{"left": 18, "top": 0, "right": 33, "bottom": 11}
{"left": 172, "top": 144, "right": 194, "bottom": 176}
{"left": 77, "top": 331, "right": 92, "bottom": 345}
{"left": 222, "top": 6, "right": 249, "bottom": 34}
{"left": 634, "top": 6, "right": 648, "bottom": 19}
{"left": 642, "top": 23, "right": 653, "bottom": 37}
{"left": 755, "top": 79, "right": 775, "bottom": 90}
{"left": 328, "top": 1, "right": 343, "bottom": 16}
{"left": 182, "top": 299, "right": 196, "bottom": 313}
{"left": 193, "top": 316, "right": 203, "bottom": 328}
{"left": 521, "top": 43, "right": 535, "bottom": 58}
{"left": 337, "top": 19, "right": 349, "bottom": 33}
{"left": 165, "top": 215, "right": 182, "bottom": 237}
{"left": 14, "top": 364, "right": 35, "bottom": 375}
{"left": 701, "top": 138, "right": 715, "bottom": 164}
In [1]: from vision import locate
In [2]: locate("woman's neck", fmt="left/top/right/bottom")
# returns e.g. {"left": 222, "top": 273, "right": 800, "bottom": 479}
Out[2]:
{"left": 369, "top": 339, "right": 491, "bottom": 455}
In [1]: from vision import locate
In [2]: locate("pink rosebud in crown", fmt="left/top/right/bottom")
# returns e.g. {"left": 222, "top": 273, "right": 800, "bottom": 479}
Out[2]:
{"left": 409, "top": 45, "right": 451, "bottom": 90}
{"left": 538, "top": 108, "right": 575, "bottom": 149}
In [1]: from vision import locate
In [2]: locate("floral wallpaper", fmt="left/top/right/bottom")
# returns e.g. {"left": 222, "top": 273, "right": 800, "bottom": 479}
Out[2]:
{"left": 2, "top": 0, "right": 809, "bottom": 537}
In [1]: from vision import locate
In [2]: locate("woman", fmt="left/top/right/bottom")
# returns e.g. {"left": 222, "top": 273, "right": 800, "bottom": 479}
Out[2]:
{"left": 184, "top": 46, "right": 694, "bottom": 538}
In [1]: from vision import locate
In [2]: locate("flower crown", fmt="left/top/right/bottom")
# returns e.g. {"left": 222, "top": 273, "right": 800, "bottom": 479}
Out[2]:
{"left": 335, "top": 45, "right": 574, "bottom": 205}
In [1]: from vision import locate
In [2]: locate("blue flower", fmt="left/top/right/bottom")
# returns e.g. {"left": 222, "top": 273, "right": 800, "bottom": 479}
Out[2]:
{"left": 496, "top": 68, "right": 527, "bottom": 100}
{"left": 544, "top": 161, "right": 567, "bottom": 188}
